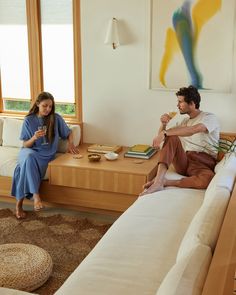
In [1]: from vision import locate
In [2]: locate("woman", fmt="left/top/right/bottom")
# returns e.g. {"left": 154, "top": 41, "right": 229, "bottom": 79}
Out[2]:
{"left": 11, "top": 92, "right": 79, "bottom": 219}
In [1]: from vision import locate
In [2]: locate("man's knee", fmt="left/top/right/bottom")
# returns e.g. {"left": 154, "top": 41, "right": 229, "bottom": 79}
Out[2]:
{"left": 178, "top": 172, "right": 215, "bottom": 189}
{"left": 164, "top": 135, "right": 180, "bottom": 145}
{"left": 198, "top": 173, "right": 215, "bottom": 189}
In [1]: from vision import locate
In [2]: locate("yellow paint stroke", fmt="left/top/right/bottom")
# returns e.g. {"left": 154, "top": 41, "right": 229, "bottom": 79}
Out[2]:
{"left": 192, "top": 0, "right": 222, "bottom": 44}
{"left": 159, "top": 27, "right": 180, "bottom": 86}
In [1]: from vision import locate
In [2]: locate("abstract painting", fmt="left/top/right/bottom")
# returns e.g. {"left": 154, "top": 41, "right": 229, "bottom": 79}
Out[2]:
{"left": 150, "top": 0, "right": 235, "bottom": 92}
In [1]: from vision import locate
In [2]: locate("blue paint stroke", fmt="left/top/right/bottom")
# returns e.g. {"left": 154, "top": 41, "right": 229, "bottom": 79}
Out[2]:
{"left": 172, "top": 2, "right": 203, "bottom": 89}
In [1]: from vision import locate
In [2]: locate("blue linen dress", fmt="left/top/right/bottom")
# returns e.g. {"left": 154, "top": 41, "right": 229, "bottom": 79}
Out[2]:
{"left": 11, "top": 113, "right": 71, "bottom": 200}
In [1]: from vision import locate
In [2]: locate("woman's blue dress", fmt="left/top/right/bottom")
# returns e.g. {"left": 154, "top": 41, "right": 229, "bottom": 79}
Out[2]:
{"left": 11, "top": 113, "right": 71, "bottom": 200}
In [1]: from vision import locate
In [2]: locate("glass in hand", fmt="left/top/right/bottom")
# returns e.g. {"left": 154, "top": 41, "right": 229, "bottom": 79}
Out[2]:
{"left": 38, "top": 125, "right": 48, "bottom": 145}
{"left": 168, "top": 110, "right": 178, "bottom": 119}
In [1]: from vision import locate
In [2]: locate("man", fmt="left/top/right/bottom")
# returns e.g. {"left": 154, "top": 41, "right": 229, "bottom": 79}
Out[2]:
{"left": 141, "top": 85, "right": 220, "bottom": 196}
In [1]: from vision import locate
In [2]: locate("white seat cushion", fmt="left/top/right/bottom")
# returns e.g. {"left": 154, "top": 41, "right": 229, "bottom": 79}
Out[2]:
{"left": 0, "top": 146, "right": 19, "bottom": 177}
{"left": 156, "top": 244, "right": 212, "bottom": 295}
{"left": 55, "top": 188, "right": 204, "bottom": 295}
{"left": 0, "top": 146, "right": 63, "bottom": 179}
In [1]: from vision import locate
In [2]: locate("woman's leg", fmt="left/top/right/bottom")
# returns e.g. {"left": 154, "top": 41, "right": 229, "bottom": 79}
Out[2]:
{"left": 15, "top": 198, "right": 26, "bottom": 219}
{"left": 33, "top": 193, "right": 44, "bottom": 211}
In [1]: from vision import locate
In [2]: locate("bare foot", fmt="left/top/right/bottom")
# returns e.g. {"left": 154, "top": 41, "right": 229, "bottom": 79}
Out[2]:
{"left": 142, "top": 179, "right": 154, "bottom": 190}
{"left": 33, "top": 195, "right": 44, "bottom": 211}
{"left": 139, "top": 181, "right": 164, "bottom": 196}
{"left": 15, "top": 208, "right": 26, "bottom": 219}
{"left": 15, "top": 199, "right": 26, "bottom": 219}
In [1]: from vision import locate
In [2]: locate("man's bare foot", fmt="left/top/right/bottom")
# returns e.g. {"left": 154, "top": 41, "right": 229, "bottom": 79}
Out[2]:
{"left": 139, "top": 181, "right": 164, "bottom": 196}
{"left": 15, "top": 208, "right": 26, "bottom": 219}
{"left": 33, "top": 194, "right": 44, "bottom": 211}
{"left": 142, "top": 179, "right": 154, "bottom": 190}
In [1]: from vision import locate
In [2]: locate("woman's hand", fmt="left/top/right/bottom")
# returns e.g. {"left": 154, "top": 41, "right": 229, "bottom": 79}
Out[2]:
{"left": 67, "top": 143, "right": 79, "bottom": 154}
{"left": 34, "top": 129, "right": 46, "bottom": 140}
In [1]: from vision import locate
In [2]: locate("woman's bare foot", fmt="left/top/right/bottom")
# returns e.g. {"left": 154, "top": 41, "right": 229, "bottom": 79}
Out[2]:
{"left": 15, "top": 208, "right": 26, "bottom": 219}
{"left": 33, "top": 194, "right": 44, "bottom": 211}
{"left": 15, "top": 199, "right": 26, "bottom": 219}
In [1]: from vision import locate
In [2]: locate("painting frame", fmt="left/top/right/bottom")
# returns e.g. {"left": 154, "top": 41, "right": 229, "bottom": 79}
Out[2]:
{"left": 149, "top": 0, "right": 236, "bottom": 93}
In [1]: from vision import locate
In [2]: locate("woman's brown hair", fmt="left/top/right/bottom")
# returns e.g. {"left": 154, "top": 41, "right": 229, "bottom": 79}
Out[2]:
{"left": 27, "top": 92, "right": 55, "bottom": 143}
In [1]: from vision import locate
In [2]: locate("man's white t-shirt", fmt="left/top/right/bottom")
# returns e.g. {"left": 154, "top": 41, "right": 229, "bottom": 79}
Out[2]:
{"left": 178, "top": 111, "right": 220, "bottom": 158}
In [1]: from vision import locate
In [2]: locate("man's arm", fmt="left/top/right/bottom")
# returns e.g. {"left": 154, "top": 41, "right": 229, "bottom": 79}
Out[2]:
{"left": 153, "top": 123, "right": 207, "bottom": 148}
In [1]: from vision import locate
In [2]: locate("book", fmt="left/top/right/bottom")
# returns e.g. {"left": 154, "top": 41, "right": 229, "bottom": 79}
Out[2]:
{"left": 87, "top": 144, "right": 122, "bottom": 154}
{"left": 129, "top": 144, "right": 151, "bottom": 153}
{"left": 127, "top": 146, "right": 153, "bottom": 156}
{"left": 124, "top": 147, "right": 157, "bottom": 159}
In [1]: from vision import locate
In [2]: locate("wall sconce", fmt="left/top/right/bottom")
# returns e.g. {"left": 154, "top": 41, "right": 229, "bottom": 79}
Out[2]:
{"left": 104, "top": 18, "right": 120, "bottom": 49}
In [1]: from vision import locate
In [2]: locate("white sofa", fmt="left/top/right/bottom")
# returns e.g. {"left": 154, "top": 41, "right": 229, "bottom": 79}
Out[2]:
{"left": 52, "top": 153, "right": 236, "bottom": 295}
{"left": 0, "top": 118, "right": 236, "bottom": 294}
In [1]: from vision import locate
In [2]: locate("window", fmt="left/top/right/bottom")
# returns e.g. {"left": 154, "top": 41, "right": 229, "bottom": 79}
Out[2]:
{"left": 0, "top": 0, "right": 82, "bottom": 122}
{"left": 0, "top": 0, "right": 31, "bottom": 112}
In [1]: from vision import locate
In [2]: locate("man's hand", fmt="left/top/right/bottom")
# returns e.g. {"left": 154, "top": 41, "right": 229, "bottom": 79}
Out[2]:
{"left": 153, "top": 131, "right": 165, "bottom": 148}
{"left": 160, "top": 113, "right": 171, "bottom": 127}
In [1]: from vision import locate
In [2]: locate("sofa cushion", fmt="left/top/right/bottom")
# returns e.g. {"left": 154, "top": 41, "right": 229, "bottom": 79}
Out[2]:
{"left": 57, "top": 125, "right": 81, "bottom": 153}
{"left": 0, "top": 146, "right": 63, "bottom": 179}
{"left": 2, "top": 118, "right": 23, "bottom": 148}
{"left": 55, "top": 188, "right": 204, "bottom": 295}
{"left": 215, "top": 152, "right": 234, "bottom": 173}
{"left": 208, "top": 154, "right": 236, "bottom": 193}
{"left": 0, "top": 147, "right": 19, "bottom": 177}
{"left": 177, "top": 186, "right": 230, "bottom": 261}
{"left": 0, "top": 118, "right": 4, "bottom": 146}
{"left": 1, "top": 117, "right": 81, "bottom": 151}
{"left": 156, "top": 244, "right": 212, "bottom": 295}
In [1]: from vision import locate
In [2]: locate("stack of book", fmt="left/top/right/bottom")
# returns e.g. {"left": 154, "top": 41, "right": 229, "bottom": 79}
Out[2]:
{"left": 124, "top": 144, "right": 158, "bottom": 159}
{"left": 87, "top": 144, "right": 122, "bottom": 154}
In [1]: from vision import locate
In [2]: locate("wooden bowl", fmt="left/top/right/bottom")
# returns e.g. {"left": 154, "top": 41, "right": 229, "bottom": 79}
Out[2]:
{"left": 88, "top": 153, "right": 101, "bottom": 162}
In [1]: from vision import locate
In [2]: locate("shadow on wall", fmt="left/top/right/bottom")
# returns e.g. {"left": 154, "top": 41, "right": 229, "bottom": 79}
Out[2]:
{"left": 118, "top": 19, "right": 138, "bottom": 46}
{"left": 83, "top": 123, "right": 119, "bottom": 145}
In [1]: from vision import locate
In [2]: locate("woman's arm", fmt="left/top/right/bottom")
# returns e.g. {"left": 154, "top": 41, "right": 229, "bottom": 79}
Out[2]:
{"left": 22, "top": 129, "right": 45, "bottom": 148}
{"left": 67, "top": 131, "right": 79, "bottom": 154}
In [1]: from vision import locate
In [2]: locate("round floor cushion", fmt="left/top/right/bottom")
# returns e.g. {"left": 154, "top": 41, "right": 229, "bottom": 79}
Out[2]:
{"left": 0, "top": 243, "right": 53, "bottom": 292}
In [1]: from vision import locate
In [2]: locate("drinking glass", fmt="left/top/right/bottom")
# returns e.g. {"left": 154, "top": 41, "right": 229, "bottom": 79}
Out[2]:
{"left": 38, "top": 125, "right": 48, "bottom": 145}
{"left": 168, "top": 110, "right": 178, "bottom": 119}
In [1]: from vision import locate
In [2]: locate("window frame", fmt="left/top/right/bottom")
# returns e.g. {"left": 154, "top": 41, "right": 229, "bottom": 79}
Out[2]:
{"left": 0, "top": 0, "right": 82, "bottom": 125}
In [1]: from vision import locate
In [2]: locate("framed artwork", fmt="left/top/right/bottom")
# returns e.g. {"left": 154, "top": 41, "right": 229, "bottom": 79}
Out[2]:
{"left": 149, "top": 0, "right": 236, "bottom": 92}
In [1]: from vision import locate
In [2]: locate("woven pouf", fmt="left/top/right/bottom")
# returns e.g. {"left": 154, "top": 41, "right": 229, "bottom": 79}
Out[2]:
{"left": 0, "top": 243, "right": 53, "bottom": 292}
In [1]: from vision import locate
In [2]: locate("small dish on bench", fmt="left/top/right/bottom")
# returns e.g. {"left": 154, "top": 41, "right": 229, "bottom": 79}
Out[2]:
{"left": 88, "top": 153, "right": 101, "bottom": 162}
{"left": 104, "top": 152, "right": 118, "bottom": 161}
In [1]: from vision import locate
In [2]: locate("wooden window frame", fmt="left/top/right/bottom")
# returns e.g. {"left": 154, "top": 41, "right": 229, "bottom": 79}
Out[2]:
{"left": 0, "top": 0, "right": 82, "bottom": 125}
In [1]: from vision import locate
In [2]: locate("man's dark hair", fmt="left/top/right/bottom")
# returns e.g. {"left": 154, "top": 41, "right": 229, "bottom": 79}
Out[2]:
{"left": 176, "top": 85, "right": 201, "bottom": 109}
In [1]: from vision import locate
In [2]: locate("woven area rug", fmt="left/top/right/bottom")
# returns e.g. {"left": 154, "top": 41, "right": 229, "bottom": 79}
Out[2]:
{"left": 0, "top": 208, "right": 111, "bottom": 294}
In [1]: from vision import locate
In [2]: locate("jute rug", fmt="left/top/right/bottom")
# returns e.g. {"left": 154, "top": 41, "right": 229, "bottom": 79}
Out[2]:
{"left": 0, "top": 208, "right": 111, "bottom": 294}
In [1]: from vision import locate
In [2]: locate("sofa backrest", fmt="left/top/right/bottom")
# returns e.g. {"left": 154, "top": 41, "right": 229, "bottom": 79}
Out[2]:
{"left": 2, "top": 118, "right": 24, "bottom": 148}
{"left": 156, "top": 153, "right": 236, "bottom": 295}
{"left": 177, "top": 154, "right": 236, "bottom": 260}
{"left": 0, "top": 118, "right": 4, "bottom": 146}
{"left": 0, "top": 117, "right": 81, "bottom": 151}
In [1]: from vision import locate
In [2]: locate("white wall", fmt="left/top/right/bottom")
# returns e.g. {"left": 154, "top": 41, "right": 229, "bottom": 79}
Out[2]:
{"left": 81, "top": 0, "right": 236, "bottom": 146}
